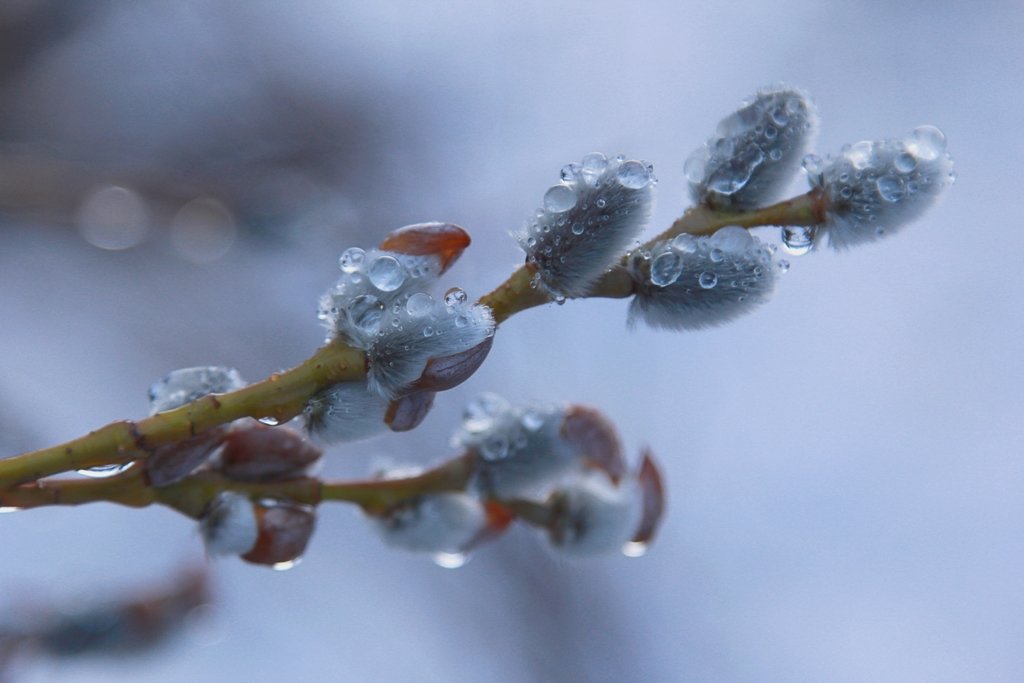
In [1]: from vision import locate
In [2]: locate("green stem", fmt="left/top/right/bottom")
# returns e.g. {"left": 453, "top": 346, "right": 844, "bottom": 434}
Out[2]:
{"left": 0, "top": 454, "right": 476, "bottom": 519}
{"left": 0, "top": 190, "right": 823, "bottom": 490}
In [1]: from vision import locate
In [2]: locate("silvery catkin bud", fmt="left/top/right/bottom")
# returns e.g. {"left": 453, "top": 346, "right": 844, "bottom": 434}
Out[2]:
{"left": 516, "top": 153, "right": 655, "bottom": 299}
{"left": 544, "top": 471, "right": 644, "bottom": 558}
{"left": 370, "top": 492, "right": 510, "bottom": 558}
{"left": 803, "top": 125, "right": 955, "bottom": 249}
{"left": 628, "top": 226, "right": 776, "bottom": 330}
{"left": 303, "top": 381, "right": 390, "bottom": 444}
{"left": 686, "top": 86, "right": 818, "bottom": 210}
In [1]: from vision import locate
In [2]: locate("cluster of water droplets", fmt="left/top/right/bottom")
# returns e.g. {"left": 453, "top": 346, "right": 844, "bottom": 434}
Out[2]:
{"left": 319, "top": 247, "right": 444, "bottom": 347}
{"left": 686, "top": 86, "right": 818, "bottom": 210}
{"left": 628, "top": 226, "right": 777, "bottom": 330}
{"left": 804, "top": 124, "right": 955, "bottom": 249}
{"left": 517, "top": 152, "right": 655, "bottom": 299}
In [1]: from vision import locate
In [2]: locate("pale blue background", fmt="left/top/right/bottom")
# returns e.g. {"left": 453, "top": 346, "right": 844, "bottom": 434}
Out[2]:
{"left": 1, "top": 1, "right": 1020, "bottom": 681}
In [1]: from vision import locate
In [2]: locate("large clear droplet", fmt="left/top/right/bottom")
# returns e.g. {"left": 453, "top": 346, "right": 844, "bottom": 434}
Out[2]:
{"left": 348, "top": 294, "right": 385, "bottom": 334}
{"left": 616, "top": 160, "right": 651, "bottom": 189}
{"left": 543, "top": 185, "right": 577, "bottom": 213}
{"left": 76, "top": 185, "right": 149, "bottom": 251}
{"left": 432, "top": 552, "right": 469, "bottom": 569}
{"left": 876, "top": 175, "right": 906, "bottom": 202}
{"left": 893, "top": 152, "right": 917, "bottom": 174}
{"left": 339, "top": 247, "right": 366, "bottom": 273}
{"left": 684, "top": 154, "right": 706, "bottom": 184}
{"left": 272, "top": 558, "right": 301, "bottom": 571}
{"left": 622, "top": 540, "right": 648, "bottom": 558}
{"left": 782, "top": 226, "right": 815, "bottom": 256}
{"left": 907, "top": 125, "right": 946, "bottom": 162}
{"left": 580, "top": 152, "right": 608, "bottom": 184}
{"left": 367, "top": 255, "right": 406, "bottom": 292}
{"left": 0, "top": 506, "right": 21, "bottom": 513}
{"left": 650, "top": 251, "right": 683, "bottom": 287}
{"left": 258, "top": 416, "right": 281, "bottom": 426}
{"left": 706, "top": 144, "right": 764, "bottom": 195}
{"left": 847, "top": 141, "right": 874, "bottom": 170}
{"left": 77, "top": 463, "right": 133, "bottom": 478}
{"left": 444, "top": 287, "right": 468, "bottom": 306}
{"left": 671, "top": 234, "right": 698, "bottom": 254}
{"left": 405, "top": 292, "right": 433, "bottom": 317}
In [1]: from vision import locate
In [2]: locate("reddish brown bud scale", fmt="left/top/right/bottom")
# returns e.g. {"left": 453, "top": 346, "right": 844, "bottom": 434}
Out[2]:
{"left": 385, "top": 390, "right": 436, "bottom": 432}
{"left": 416, "top": 337, "right": 493, "bottom": 392}
{"left": 632, "top": 449, "right": 665, "bottom": 546}
{"left": 218, "top": 422, "right": 322, "bottom": 482}
{"left": 560, "top": 405, "right": 626, "bottom": 483}
{"left": 378, "top": 222, "right": 471, "bottom": 275}
{"left": 146, "top": 427, "right": 227, "bottom": 487}
{"left": 242, "top": 503, "right": 316, "bottom": 567}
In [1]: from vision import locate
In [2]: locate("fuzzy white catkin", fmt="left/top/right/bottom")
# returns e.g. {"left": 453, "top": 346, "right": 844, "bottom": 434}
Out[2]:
{"left": 516, "top": 153, "right": 655, "bottom": 299}
{"left": 199, "top": 491, "right": 258, "bottom": 556}
{"left": 148, "top": 366, "right": 245, "bottom": 414}
{"left": 628, "top": 226, "right": 776, "bottom": 330}
{"left": 365, "top": 297, "right": 494, "bottom": 400}
{"left": 806, "top": 125, "right": 955, "bottom": 249}
{"left": 547, "top": 472, "right": 642, "bottom": 558}
{"left": 303, "top": 381, "right": 389, "bottom": 444}
{"left": 686, "top": 86, "right": 818, "bottom": 211}
{"left": 452, "top": 394, "right": 579, "bottom": 499}
{"left": 372, "top": 492, "right": 490, "bottom": 554}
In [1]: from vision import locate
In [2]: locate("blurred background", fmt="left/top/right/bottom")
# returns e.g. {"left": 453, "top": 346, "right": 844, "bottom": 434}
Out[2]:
{"left": 1, "top": 1, "right": 1021, "bottom": 681}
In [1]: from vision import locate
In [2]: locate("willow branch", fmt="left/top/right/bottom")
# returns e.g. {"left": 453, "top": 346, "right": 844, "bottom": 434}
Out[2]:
{"left": 0, "top": 190, "right": 822, "bottom": 489}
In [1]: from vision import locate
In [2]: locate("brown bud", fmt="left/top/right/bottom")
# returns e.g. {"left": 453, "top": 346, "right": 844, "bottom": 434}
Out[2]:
{"left": 241, "top": 502, "right": 316, "bottom": 567}
{"left": 384, "top": 390, "right": 436, "bottom": 432}
{"left": 560, "top": 405, "right": 626, "bottom": 483}
{"left": 378, "top": 222, "right": 471, "bottom": 275}
{"left": 415, "top": 336, "right": 493, "bottom": 392}
{"left": 217, "top": 421, "right": 322, "bottom": 482}
{"left": 146, "top": 428, "right": 227, "bottom": 487}
{"left": 631, "top": 449, "right": 665, "bottom": 546}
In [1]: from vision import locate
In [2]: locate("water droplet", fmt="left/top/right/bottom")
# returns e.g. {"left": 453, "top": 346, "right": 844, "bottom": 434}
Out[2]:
{"left": 581, "top": 152, "right": 608, "bottom": 183}
{"left": 348, "top": 294, "right": 385, "bottom": 334}
{"left": 777, "top": 259, "right": 791, "bottom": 274}
{"left": 671, "top": 234, "right": 698, "bottom": 254}
{"left": 77, "top": 463, "right": 133, "bottom": 478}
{"left": 444, "top": 287, "right": 468, "bottom": 306}
{"left": 706, "top": 144, "right": 764, "bottom": 195}
{"left": 709, "top": 248, "right": 724, "bottom": 263}
{"left": 769, "top": 106, "right": 789, "bottom": 127}
{"left": 769, "top": 148, "right": 783, "bottom": 161}
{"left": 367, "top": 255, "right": 406, "bottom": 292}
{"left": 272, "top": 558, "right": 301, "bottom": 571}
{"left": 570, "top": 222, "right": 585, "bottom": 236}
{"left": 622, "top": 540, "right": 648, "bottom": 558}
{"left": 709, "top": 226, "right": 753, "bottom": 252}
{"left": 560, "top": 163, "right": 580, "bottom": 182}
{"left": 257, "top": 416, "right": 281, "bottom": 426}
{"left": 684, "top": 154, "right": 706, "bottom": 184}
{"left": 481, "top": 435, "right": 510, "bottom": 461}
{"left": 782, "top": 226, "right": 815, "bottom": 256}
{"left": 801, "top": 154, "right": 824, "bottom": 183}
{"left": 0, "top": 506, "right": 21, "bottom": 513}
{"left": 406, "top": 292, "right": 433, "bottom": 317}
{"left": 650, "top": 251, "right": 683, "bottom": 287}
{"left": 847, "top": 141, "right": 874, "bottom": 170}
{"left": 596, "top": 198, "right": 607, "bottom": 209}
{"left": 455, "top": 315, "right": 468, "bottom": 328}
{"left": 463, "top": 393, "right": 508, "bottom": 432}
{"left": 521, "top": 410, "right": 545, "bottom": 432}
{"left": 432, "top": 552, "right": 469, "bottom": 569}
{"left": 907, "top": 125, "right": 946, "bottom": 161}
{"left": 422, "top": 326, "right": 433, "bottom": 337}
{"left": 698, "top": 272, "right": 718, "bottom": 289}
{"left": 894, "top": 152, "right": 917, "bottom": 173}
{"left": 616, "top": 160, "right": 651, "bottom": 189}
{"left": 876, "top": 175, "right": 906, "bottom": 202}
{"left": 543, "top": 185, "right": 577, "bottom": 213}
{"left": 339, "top": 247, "right": 366, "bottom": 273}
